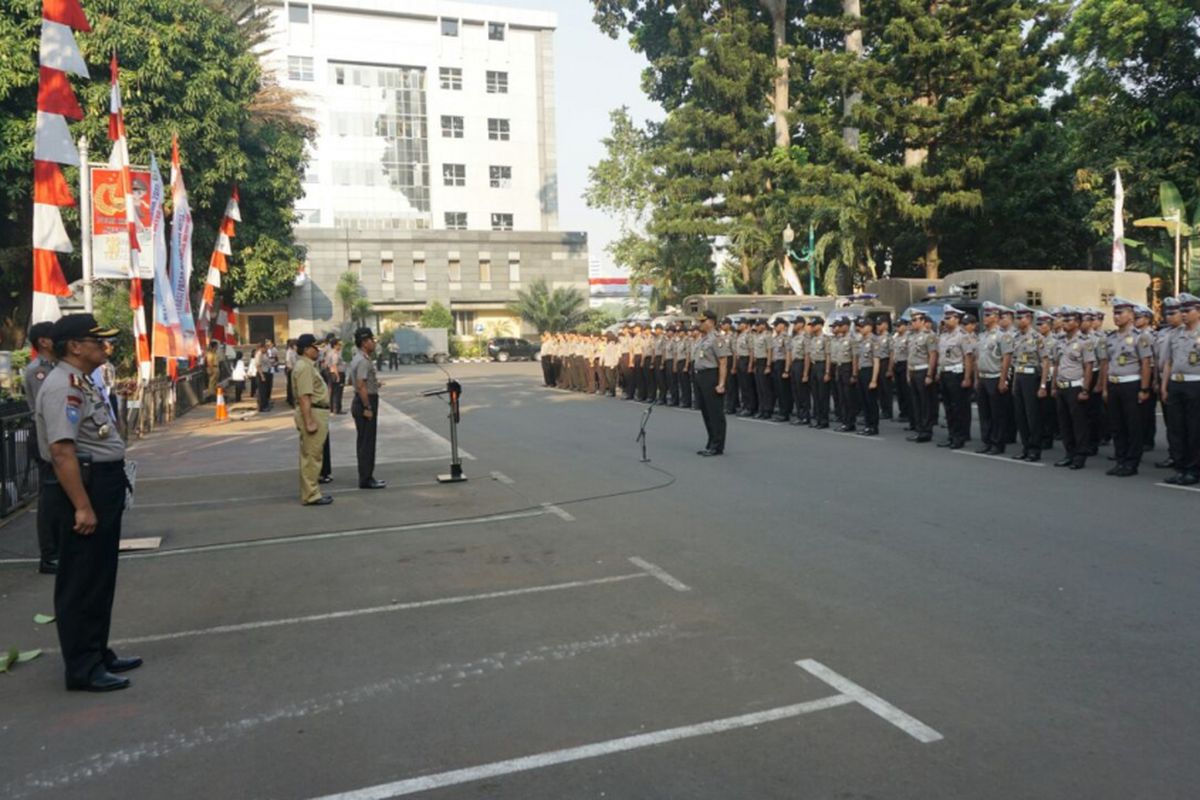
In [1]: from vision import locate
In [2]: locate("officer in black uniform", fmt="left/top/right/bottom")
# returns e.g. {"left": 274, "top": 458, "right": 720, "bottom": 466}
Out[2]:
{"left": 23, "top": 321, "right": 59, "bottom": 574}
{"left": 35, "top": 314, "right": 141, "bottom": 692}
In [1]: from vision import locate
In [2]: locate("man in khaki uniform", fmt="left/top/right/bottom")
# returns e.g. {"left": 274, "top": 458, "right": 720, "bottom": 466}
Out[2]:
{"left": 292, "top": 334, "right": 333, "bottom": 505}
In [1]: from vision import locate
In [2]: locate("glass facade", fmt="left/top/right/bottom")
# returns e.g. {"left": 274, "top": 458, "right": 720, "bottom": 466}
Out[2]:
{"left": 325, "top": 61, "right": 431, "bottom": 228}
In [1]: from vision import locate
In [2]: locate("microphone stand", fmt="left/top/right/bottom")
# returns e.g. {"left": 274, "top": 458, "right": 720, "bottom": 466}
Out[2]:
{"left": 422, "top": 379, "right": 467, "bottom": 483}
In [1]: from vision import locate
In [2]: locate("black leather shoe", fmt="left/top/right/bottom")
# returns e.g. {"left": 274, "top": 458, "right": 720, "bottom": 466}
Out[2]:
{"left": 306, "top": 495, "right": 334, "bottom": 506}
{"left": 68, "top": 672, "right": 131, "bottom": 692}
{"left": 1178, "top": 473, "right": 1200, "bottom": 486}
{"left": 858, "top": 428, "right": 878, "bottom": 436}
{"left": 38, "top": 558, "right": 58, "bottom": 575}
{"left": 976, "top": 446, "right": 994, "bottom": 454}
{"left": 107, "top": 656, "right": 143, "bottom": 673}
{"left": 1054, "top": 458, "right": 1073, "bottom": 467}
{"left": 1012, "top": 451, "right": 1028, "bottom": 461}
{"left": 701, "top": 449, "right": 723, "bottom": 457}
{"left": 1026, "top": 453, "right": 1042, "bottom": 463}
{"left": 1069, "top": 462, "right": 1085, "bottom": 470}
{"left": 815, "top": 423, "right": 830, "bottom": 429}
{"left": 914, "top": 434, "right": 932, "bottom": 443}
{"left": 1155, "top": 458, "right": 1176, "bottom": 469}
{"left": 1105, "top": 465, "right": 1121, "bottom": 476}
{"left": 1113, "top": 466, "right": 1138, "bottom": 477}
{"left": 949, "top": 442, "right": 964, "bottom": 450}
{"left": 937, "top": 440, "right": 953, "bottom": 448}
{"left": 318, "top": 475, "right": 334, "bottom": 484}
{"left": 697, "top": 449, "right": 712, "bottom": 456}
{"left": 359, "top": 479, "right": 387, "bottom": 489}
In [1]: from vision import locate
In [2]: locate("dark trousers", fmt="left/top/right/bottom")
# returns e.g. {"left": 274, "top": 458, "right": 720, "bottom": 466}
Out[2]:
{"left": 1107, "top": 382, "right": 1144, "bottom": 468}
{"left": 656, "top": 361, "right": 669, "bottom": 402}
{"left": 877, "top": 358, "right": 893, "bottom": 418}
{"left": 810, "top": 362, "right": 830, "bottom": 425}
{"left": 1087, "top": 370, "right": 1106, "bottom": 446}
{"left": 1039, "top": 390, "right": 1058, "bottom": 448}
{"left": 770, "top": 359, "right": 790, "bottom": 419}
{"left": 630, "top": 356, "right": 644, "bottom": 400}
{"left": 678, "top": 367, "right": 692, "bottom": 407}
{"left": 232, "top": 380, "right": 244, "bottom": 402}
{"left": 664, "top": 362, "right": 676, "bottom": 403}
{"left": 541, "top": 356, "right": 553, "bottom": 386}
{"left": 622, "top": 361, "right": 636, "bottom": 399}
{"left": 910, "top": 369, "right": 934, "bottom": 435}
{"left": 893, "top": 361, "right": 911, "bottom": 421}
{"left": 320, "top": 428, "right": 332, "bottom": 480}
{"left": 352, "top": 393, "right": 379, "bottom": 485}
{"left": 736, "top": 356, "right": 756, "bottom": 414}
{"left": 1056, "top": 387, "right": 1091, "bottom": 464}
{"left": 48, "top": 461, "right": 125, "bottom": 687}
{"left": 835, "top": 363, "right": 857, "bottom": 428}
{"left": 753, "top": 358, "right": 772, "bottom": 416}
{"left": 695, "top": 368, "right": 726, "bottom": 452}
{"left": 389, "top": 352, "right": 399, "bottom": 370}
{"left": 641, "top": 360, "right": 655, "bottom": 402}
{"left": 978, "top": 377, "right": 1013, "bottom": 451}
{"left": 940, "top": 372, "right": 970, "bottom": 445}
{"left": 1012, "top": 373, "right": 1043, "bottom": 455}
{"left": 35, "top": 456, "right": 57, "bottom": 562}
{"left": 285, "top": 367, "right": 294, "bottom": 407}
{"left": 722, "top": 358, "right": 738, "bottom": 413}
{"left": 257, "top": 371, "right": 273, "bottom": 411}
{"left": 790, "top": 370, "right": 809, "bottom": 420}
{"left": 858, "top": 368, "right": 879, "bottom": 429}
{"left": 249, "top": 375, "right": 259, "bottom": 399}
{"left": 1166, "top": 382, "right": 1200, "bottom": 473}
{"left": 1142, "top": 394, "right": 1158, "bottom": 449}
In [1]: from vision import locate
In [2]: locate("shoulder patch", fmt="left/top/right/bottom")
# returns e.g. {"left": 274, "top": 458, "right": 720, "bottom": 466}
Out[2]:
{"left": 35, "top": 370, "right": 45, "bottom": 381}
{"left": 65, "top": 405, "right": 81, "bottom": 425}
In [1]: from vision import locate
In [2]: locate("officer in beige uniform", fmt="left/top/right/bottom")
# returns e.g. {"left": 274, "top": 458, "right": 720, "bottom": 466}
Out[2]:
{"left": 348, "top": 327, "right": 386, "bottom": 490}
{"left": 693, "top": 310, "right": 731, "bottom": 456}
{"left": 751, "top": 318, "right": 773, "bottom": 418}
{"left": 906, "top": 310, "right": 939, "bottom": 443}
{"left": 784, "top": 318, "right": 809, "bottom": 424}
{"left": 293, "top": 333, "right": 334, "bottom": 505}
{"left": 733, "top": 318, "right": 756, "bottom": 416}
{"left": 1161, "top": 293, "right": 1200, "bottom": 485}
{"left": 1049, "top": 307, "right": 1095, "bottom": 469}
{"left": 36, "top": 314, "right": 141, "bottom": 692}
{"left": 829, "top": 316, "right": 856, "bottom": 431}
{"left": 936, "top": 306, "right": 972, "bottom": 449}
{"left": 1154, "top": 299, "right": 1184, "bottom": 469}
{"left": 975, "top": 301, "right": 1015, "bottom": 454}
{"left": 24, "top": 321, "right": 59, "bottom": 574}
{"left": 1101, "top": 298, "right": 1155, "bottom": 477}
{"left": 1010, "top": 303, "right": 1049, "bottom": 462}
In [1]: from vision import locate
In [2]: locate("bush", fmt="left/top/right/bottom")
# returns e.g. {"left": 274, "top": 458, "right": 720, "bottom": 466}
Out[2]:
{"left": 421, "top": 301, "right": 453, "bottom": 331}
{"left": 450, "top": 338, "right": 484, "bottom": 358}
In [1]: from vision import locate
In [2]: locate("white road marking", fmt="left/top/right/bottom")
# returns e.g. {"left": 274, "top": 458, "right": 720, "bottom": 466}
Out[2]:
{"left": 7, "top": 626, "right": 677, "bottom": 797}
{"left": 796, "top": 659, "right": 944, "bottom": 743}
{"left": 628, "top": 556, "right": 691, "bottom": 592}
{"left": 36, "top": 573, "right": 651, "bottom": 651}
{"left": 490, "top": 471, "right": 515, "bottom": 485}
{"left": 1156, "top": 482, "right": 1200, "bottom": 494}
{"left": 308, "top": 695, "right": 857, "bottom": 799}
{"left": 132, "top": 482, "right": 431, "bottom": 509}
{"left": 951, "top": 450, "right": 1046, "bottom": 467}
{"left": 0, "top": 509, "right": 554, "bottom": 566}
{"left": 540, "top": 503, "right": 575, "bottom": 522}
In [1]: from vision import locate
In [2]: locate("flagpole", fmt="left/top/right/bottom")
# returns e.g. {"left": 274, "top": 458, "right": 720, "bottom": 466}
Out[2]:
{"left": 78, "top": 135, "right": 93, "bottom": 313}
{"left": 1173, "top": 211, "right": 1182, "bottom": 295}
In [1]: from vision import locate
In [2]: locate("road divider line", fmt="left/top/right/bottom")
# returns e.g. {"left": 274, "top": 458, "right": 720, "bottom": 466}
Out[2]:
{"left": 308, "top": 695, "right": 857, "bottom": 799}
{"left": 628, "top": 556, "right": 691, "bottom": 592}
{"left": 1156, "top": 482, "right": 1200, "bottom": 494}
{"left": 796, "top": 659, "right": 944, "bottom": 743}
{"left": 541, "top": 503, "right": 575, "bottom": 522}
{"left": 951, "top": 450, "right": 1045, "bottom": 467}
{"left": 74, "top": 573, "right": 650, "bottom": 649}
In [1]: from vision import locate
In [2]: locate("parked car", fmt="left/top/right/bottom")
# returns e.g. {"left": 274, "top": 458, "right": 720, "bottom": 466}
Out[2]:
{"left": 486, "top": 337, "right": 538, "bottom": 362}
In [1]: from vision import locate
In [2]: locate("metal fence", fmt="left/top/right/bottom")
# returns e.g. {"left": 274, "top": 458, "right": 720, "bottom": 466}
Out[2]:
{"left": 0, "top": 404, "right": 41, "bottom": 518}
{"left": 119, "top": 366, "right": 216, "bottom": 439}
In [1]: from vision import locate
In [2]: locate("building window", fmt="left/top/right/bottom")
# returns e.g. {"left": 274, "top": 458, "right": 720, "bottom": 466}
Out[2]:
{"left": 488, "top": 22, "right": 505, "bottom": 41}
{"left": 487, "top": 118, "right": 510, "bottom": 141}
{"left": 439, "top": 67, "right": 462, "bottom": 90}
{"left": 448, "top": 258, "right": 461, "bottom": 282}
{"left": 287, "top": 56, "right": 314, "bottom": 81}
{"left": 441, "top": 18, "right": 459, "bottom": 37}
{"left": 413, "top": 258, "right": 427, "bottom": 284}
{"left": 297, "top": 208, "right": 321, "bottom": 226}
{"left": 381, "top": 254, "right": 394, "bottom": 283}
{"left": 443, "top": 164, "right": 466, "bottom": 187}
{"left": 289, "top": 4, "right": 310, "bottom": 23}
{"left": 444, "top": 212, "right": 467, "bottom": 230}
{"left": 349, "top": 257, "right": 362, "bottom": 278}
{"left": 333, "top": 66, "right": 345, "bottom": 85}
{"left": 508, "top": 255, "right": 520, "bottom": 282}
{"left": 479, "top": 259, "right": 491, "bottom": 283}
{"left": 1025, "top": 290, "right": 1043, "bottom": 307}
{"left": 453, "top": 311, "right": 476, "bottom": 336}
{"left": 441, "top": 115, "right": 464, "bottom": 138}
{"left": 491, "top": 213, "right": 514, "bottom": 231}
{"left": 489, "top": 165, "right": 512, "bottom": 189}
{"left": 486, "top": 70, "right": 508, "bottom": 94}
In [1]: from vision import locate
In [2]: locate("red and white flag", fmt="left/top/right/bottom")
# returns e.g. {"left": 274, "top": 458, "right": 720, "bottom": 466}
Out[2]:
{"left": 198, "top": 187, "right": 240, "bottom": 348}
{"left": 30, "top": 0, "right": 90, "bottom": 323}
{"left": 108, "top": 53, "right": 153, "bottom": 382}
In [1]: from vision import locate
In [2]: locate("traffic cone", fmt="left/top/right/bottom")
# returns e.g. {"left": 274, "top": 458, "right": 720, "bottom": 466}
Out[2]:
{"left": 215, "top": 386, "right": 229, "bottom": 421}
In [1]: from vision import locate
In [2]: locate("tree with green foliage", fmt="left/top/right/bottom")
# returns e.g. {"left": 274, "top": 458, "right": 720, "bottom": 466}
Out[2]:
{"left": 0, "top": 0, "right": 313, "bottom": 339}
{"left": 420, "top": 301, "right": 453, "bottom": 333}
{"left": 508, "top": 279, "right": 587, "bottom": 333}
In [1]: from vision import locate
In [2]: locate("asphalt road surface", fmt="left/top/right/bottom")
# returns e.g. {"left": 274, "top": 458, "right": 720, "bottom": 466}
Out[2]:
{"left": 1, "top": 362, "right": 1197, "bottom": 799}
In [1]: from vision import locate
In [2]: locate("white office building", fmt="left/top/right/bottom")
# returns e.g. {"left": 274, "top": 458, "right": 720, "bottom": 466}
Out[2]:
{"left": 264, "top": 0, "right": 559, "bottom": 233}
{"left": 248, "top": 0, "right": 587, "bottom": 340}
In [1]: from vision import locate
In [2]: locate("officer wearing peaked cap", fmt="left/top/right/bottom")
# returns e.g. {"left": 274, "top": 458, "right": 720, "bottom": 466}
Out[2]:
{"left": 1155, "top": 297, "right": 1184, "bottom": 468}
{"left": 1049, "top": 306, "right": 1095, "bottom": 469}
{"left": 693, "top": 311, "right": 732, "bottom": 456}
{"left": 36, "top": 314, "right": 143, "bottom": 692}
{"left": 1101, "top": 297, "right": 1154, "bottom": 476}
{"left": 976, "top": 301, "right": 1015, "bottom": 455}
{"left": 24, "top": 320, "right": 59, "bottom": 574}
{"left": 1009, "top": 303, "right": 1049, "bottom": 461}
{"left": 906, "top": 309, "right": 938, "bottom": 442}
{"left": 937, "top": 305, "right": 972, "bottom": 448}
{"left": 1161, "top": 293, "right": 1200, "bottom": 484}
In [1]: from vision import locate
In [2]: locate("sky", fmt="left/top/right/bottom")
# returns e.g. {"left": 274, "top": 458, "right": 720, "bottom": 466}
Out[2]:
{"left": 466, "top": 0, "right": 662, "bottom": 275}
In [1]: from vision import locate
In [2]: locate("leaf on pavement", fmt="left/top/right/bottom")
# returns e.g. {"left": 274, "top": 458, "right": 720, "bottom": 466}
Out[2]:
{"left": 33, "top": 613, "right": 55, "bottom": 624}
{"left": 17, "top": 650, "right": 42, "bottom": 664}
{"left": 0, "top": 647, "right": 17, "bottom": 673}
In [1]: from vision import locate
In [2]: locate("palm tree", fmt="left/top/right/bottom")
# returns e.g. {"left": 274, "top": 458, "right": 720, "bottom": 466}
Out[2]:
{"left": 508, "top": 279, "right": 588, "bottom": 333}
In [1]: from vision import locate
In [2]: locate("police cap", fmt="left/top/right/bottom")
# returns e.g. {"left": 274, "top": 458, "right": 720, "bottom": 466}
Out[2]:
{"left": 297, "top": 333, "right": 319, "bottom": 351}
{"left": 51, "top": 313, "right": 119, "bottom": 344}
{"left": 1110, "top": 297, "right": 1137, "bottom": 312}
{"left": 29, "top": 321, "right": 55, "bottom": 344}
{"left": 1180, "top": 292, "right": 1200, "bottom": 309}
{"left": 354, "top": 326, "right": 374, "bottom": 347}
{"left": 942, "top": 305, "right": 964, "bottom": 317}
{"left": 963, "top": 313, "right": 978, "bottom": 324}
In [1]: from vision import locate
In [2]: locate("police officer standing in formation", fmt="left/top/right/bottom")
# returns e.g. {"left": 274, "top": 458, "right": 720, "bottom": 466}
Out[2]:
{"left": 1155, "top": 297, "right": 1184, "bottom": 468}
{"left": 24, "top": 321, "right": 59, "bottom": 574}
{"left": 1049, "top": 306, "right": 1095, "bottom": 469}
{"left": 830, "top": 316, "right": 856, "bottom": 431}
{"left": 769, "top": 318, "right": 791, "bottom": 422}
{"left": 936, "top": 305, "right": 972, "bottom": 449}
{"left": 1101, "top": 298, "right": 1155, "bottom": 477}
{"left": 693, "top": 310, "right": 731, "bottom": 456}
{"left": 805, "top": 316, "right": 831, "bottom": 428}
{"left": 784, "top": 317, "right": 809, "bottom": 425}
{"left": 975, "top": 301, "right": 1015, "bottom": 455}
{"left": 1009, "top": 303, "right": 1049, "bottom": 461}
{"left": 35, "top": 314, "right": 141, "bottom": 692}
{"left": 1161, "top": 293, "right": 1200, "bottom": 485}
{"left": 292, "top": 333, "right": 334, "bottom": 505}
{"left": 891, "top": 317, "right": 912, "bottom": 425}
{"left": 906, "top": 309, "right": 938, "bottom": 442}
{"left": 348, "top": 327, "right": 386, "bottom": 490}
{"left": 733, "top": 317, "right": 756, "bottom": 416}
{"left": 853, "top": 316, "right": 881, "bottom": 435}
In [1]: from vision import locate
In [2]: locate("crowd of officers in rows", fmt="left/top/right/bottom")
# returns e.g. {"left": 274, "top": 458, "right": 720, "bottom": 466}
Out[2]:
{"left": 539, "top": 293, "right": 1200, "bottom": 483}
